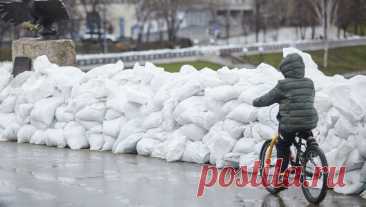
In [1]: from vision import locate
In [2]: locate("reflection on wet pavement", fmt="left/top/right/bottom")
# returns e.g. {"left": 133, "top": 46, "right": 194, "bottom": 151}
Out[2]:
{"left": 0, "top": 142, "right": 364, "bottom": 207}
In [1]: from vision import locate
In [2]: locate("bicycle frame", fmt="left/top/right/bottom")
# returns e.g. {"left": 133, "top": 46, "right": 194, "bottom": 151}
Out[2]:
{"left": 265, "top": 134, "right": 279, "bottom": 165}
{"left": 265, "top": 134, "right": 307, "bottom": 168}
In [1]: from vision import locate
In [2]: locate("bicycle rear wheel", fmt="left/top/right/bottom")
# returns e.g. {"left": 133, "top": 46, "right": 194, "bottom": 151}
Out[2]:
{"left": 259, "top": 140, "right": 281, "bottom": 194}
{"left": 301, "top": 145, "right": 328, "bottom": 204}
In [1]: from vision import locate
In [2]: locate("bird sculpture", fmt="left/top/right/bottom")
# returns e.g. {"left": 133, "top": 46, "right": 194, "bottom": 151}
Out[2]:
{"left": 0, "top": 0, "right": 69, "bottom": 38}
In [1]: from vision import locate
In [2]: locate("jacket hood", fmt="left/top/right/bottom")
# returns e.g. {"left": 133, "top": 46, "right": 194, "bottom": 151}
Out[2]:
{"left": 279, "top": 53, "right": 305, "bottom": 79}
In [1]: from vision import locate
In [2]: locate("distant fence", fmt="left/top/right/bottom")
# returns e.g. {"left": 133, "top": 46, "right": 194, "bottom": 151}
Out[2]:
{"left": 76, "top": 37, "right": 366, "bottom": 67}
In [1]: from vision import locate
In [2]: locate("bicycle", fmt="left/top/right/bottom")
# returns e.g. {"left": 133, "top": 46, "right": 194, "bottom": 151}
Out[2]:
{"left": 259, "top": 133, "right": 328, "bottom": 204}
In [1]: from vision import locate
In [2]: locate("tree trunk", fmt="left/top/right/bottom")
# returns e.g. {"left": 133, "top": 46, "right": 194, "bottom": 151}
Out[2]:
{"left": 255, "top": 2, "right": 260, "bottom": 43}
{"left": 311, "top": 24, "right": 316, "bottom": 39}
{"left": 146, "top": 23, "right": 151, "bottom": 42}
{"left": 225, "top": 10, "right": 230, "bottom": 40}
{"left": 323, "top": 0, "right": 329, "bottom": 68}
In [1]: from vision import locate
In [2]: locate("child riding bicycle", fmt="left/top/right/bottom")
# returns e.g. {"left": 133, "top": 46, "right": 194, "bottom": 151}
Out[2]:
{"left": 253, "top": 53, "right": 319, "bottom": 174}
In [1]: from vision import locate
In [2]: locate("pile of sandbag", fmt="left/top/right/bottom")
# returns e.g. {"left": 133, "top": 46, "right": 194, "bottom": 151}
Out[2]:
{"left": 0, "top": 48, "right": 365, "bottom": 195}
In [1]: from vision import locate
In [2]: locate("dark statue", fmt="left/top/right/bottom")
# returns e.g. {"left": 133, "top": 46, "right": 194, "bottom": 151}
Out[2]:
{"left": 0, "top": 0, "right": 69, "bottom": 38}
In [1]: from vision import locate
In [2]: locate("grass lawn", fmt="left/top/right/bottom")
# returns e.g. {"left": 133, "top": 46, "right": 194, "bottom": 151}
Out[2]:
{"left": 241, "top": 45, "right": 366, "bottom": 75}
{"left": 158, "top": 60, "right": 223, "bottom": 72}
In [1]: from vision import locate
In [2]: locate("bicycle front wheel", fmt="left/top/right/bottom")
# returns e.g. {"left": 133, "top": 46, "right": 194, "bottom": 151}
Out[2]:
{"left": 301, "top": 145, "right": 328, "bottom": 204}
{"left": 259, "top": 140, "right": 281, "bottom": 195}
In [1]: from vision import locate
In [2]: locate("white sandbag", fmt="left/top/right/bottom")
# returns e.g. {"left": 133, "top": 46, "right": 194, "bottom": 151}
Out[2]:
{"left": 55, "top": 105, "right": 74, "bottom": 122}
{"left": 84, "top": 61, "right": 123, "bottom": 80}
{"left": 334, "top": 170, "right": 365, "bottom": 195}
{"left": 0, "top": 113, "right": 18, "bottom": 140}
{"left": 30, "top": 97, "right": 64, "bottom": 129}
{"left": 174, "top": 97, "right": 218, "bottom": 130}
{"left": 19, "top": 73, "right": 57, "bottom": 104}
{"left": 329, "top": 141, "right": 354, "bottom": 167}
{"left": 113, "top": 133, "right": 143, "bottom": 154}
{"left": 17, "top": 125, "right": 37, "bottom": 144}
{"left": 356, "top": 132, "right": 366, "bottom": 159}
{"left": 76, "top": 103, "right": 106, "bottom": 122}
{"left": 0, "top": 96, "right": 16, "bottom": 113}
{"left": 142, "top": 128, "right": 168, "bottom": 142}
{"left": 182, "top": 141, "right": 210, "bottom": 164}
{"left": 315, "top": 92, "right": 332, "bottom": 113}
{"left": 176, "top": 124, "right": 206, "bottom": 141}
{"left": 142, "top": 112, "right": 163, "bottom": 130}
{"left": 345, "top": 150, "right": 364, "bottom": 166}
{"left": 238, "top": 84, "right": 273, "bottom": 104}
{"left": 87, "top": 133, "right": 105, "bottom": 151}
{"left": 227, "top": 103, "right": 257, "bottom": 123}
{"left": 151, "top": 141, "right": 168, "bottom": 159}
{"left": 125, "top": 87, "right": 151, "bottom": 105}
{"left": 232, "top": 138, "right": 256, "bottom": 154}
{"left": 33, "top": 55, "right": 57, "bottom": 74}
{"left": 165, "top": 133, "right": 187, "bottom": 162}
{"left": 361, "top": 163, "right": 366, "bottom": 184}
{"left": 104, "top": 109, "right": 123, "bottom": 120}
{"left": 15, "top": 103, "right": 33, "bottom": 124}
{"left": 88, "top": 124, "right": 103, "bottom": 134}
{"left": 325, "top": 107, "right": 341, "bottom": 129}
{"left": 171, "top": 79, "right": 202, "bottom": 102}
{"left": 123, "top": 102, "right": 142, "bottom": 120}
{"left": 105, "top": 92, "right": 127, "bottom": 114}
{"left": 152, "top": 85, "right": 171, "bottom": 110}
{"left": 174, "top": 96, "right": 205, "bottom": 117}
{"left": 113, "top": 119, "right": 143, "bottom": 152}
{"left": 136, "top": 138, "right": 161, "bottom": 156}
{"left": 63, "top": 122, "right": 89, "bottom": 150}
{"left": 252, "top": 123, "right": 275, "bottom": 140}
{"left": 217, "top": 67, "right": 240, "bottom": 85}
{"left": 102, "top": 117, "right": 125, "bottom": 138}
{"left": 221, "top": 100, "right": 240, "bottom": 116}
{"left": 101, "top": 135, "right": 115, "bottom": 151}
{"left": 30, "top": 130, "right": 47, "bottom": 145}
{"left": 349, "top": 76, "right": 366, "bottom": 112}
{"left": 179, "top": 64, "right": 198, "bottom": 74}
{"left": 54, "top": 122, "right": 66, "bottom": 129}
{"left": 334, "top": 117, "right": 355, "bottom": 139}
{"left": 176, "top": 108, "right": 218, "bottom": 130}
{"left": 239, "top": 153, "right": 257, "bottom": 170}
{"left": 257, "top": 105, "right": 279, "bottom": 128}
{"left": 320, "top": 131, "right": 344, "bottom": 153}
{"left": 205, "top": 85, "right": 240, "bottom": 102}
{"left": 222, "top": 119, "right": 245, "bottom": 140}
{"left": 72, "top": 79, "right": 108, "bottom": 99}
{"left": 116, "top": 119, "right": 142, "bottom": 139}
{"left": 198, "top": 68, "right": 225, "bottom": 88}
{"left": 68, "top": 93, "right": 99, "bottom": 113}
{"left": 0, "top": 67, "right": 11, "bottom": 92}
{"left": 45, "top": 129, "right": 66, "bottom": 148}
{"left": 328, "top": 84, "right": 364, "bottom": 123}
{"left": 203, "top": 129, "right": 236, "bottom": 165}
{"left": 1, "top": 121, "right": 20, "bottom": 141}
{"left": 161, "top": 99, "right": 177, "bottom": 131}
{"left": 79, "top": 121, "right": 101, "bottom": 130}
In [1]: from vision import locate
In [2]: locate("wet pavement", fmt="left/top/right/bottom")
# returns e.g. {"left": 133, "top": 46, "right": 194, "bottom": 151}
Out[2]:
{"left": 0, "top": 142, "right": 364, "bottom": 207}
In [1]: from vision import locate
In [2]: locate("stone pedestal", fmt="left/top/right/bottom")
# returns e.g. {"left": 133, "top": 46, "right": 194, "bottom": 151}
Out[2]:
{"left": 12, "top": 38, "right": 76, "bottom": 66}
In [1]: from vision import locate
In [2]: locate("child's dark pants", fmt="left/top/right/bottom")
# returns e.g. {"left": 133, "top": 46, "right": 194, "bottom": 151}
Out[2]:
{"left": 276, "top": 130, "right": 314, "bottom": 173}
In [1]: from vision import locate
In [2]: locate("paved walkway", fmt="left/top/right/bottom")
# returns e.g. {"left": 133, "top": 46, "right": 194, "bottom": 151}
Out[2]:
{"left": 0, "top": 142, "right": 364, "bottom": 207}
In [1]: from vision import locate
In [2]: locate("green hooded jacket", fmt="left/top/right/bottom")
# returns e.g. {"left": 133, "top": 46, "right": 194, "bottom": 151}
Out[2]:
{"left": 253, "top": 53, "right": 318, "bottom": 133}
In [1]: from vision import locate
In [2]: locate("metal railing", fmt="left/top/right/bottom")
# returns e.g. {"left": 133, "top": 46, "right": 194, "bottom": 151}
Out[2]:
{"left": 76, "top": 37, "right": 366, "bottom": 67}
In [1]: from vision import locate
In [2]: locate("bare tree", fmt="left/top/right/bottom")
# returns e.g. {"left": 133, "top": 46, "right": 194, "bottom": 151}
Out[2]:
{"left": 288, "top": 0, "right": 318, "bottom": 40}
{"left": 135, "top": 0, "right": 154, "bottom": 45}
{"left": 148, "top": 0, "right": 190, "bottom": 44}
{"left": 335, "top": 0, "right": 353, "bottom": 38}
{"left": 307, "top": 0, "right": 339, "bottom": 68}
